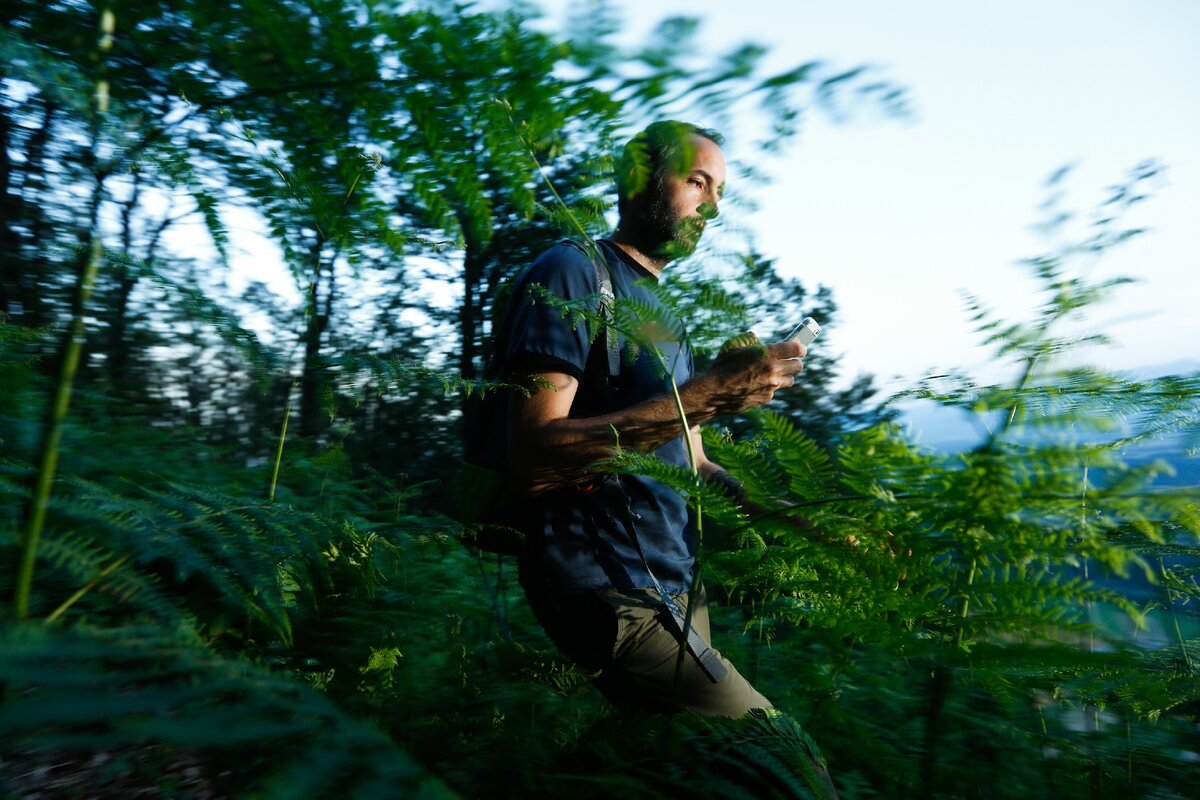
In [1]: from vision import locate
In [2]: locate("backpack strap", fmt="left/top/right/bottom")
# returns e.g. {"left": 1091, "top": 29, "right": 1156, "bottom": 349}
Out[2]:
{"left": 560, "top": 238, "right": 621, "bottom": 380}
{"left": 595, "top": 475, "right": 728, "bottom": 683}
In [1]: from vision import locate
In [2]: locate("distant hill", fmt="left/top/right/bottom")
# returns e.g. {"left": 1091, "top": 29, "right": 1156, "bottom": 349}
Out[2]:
{"left": 1126, "top": 358, "right": 1200, "bottom": 380}
{"left": 892, "top": 359, "right": 1199, "bottom": 483}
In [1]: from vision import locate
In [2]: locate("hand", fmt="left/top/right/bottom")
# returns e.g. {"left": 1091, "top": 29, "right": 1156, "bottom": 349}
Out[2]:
{"left": 702, "top": 332, "right": 806, "bottom": 415}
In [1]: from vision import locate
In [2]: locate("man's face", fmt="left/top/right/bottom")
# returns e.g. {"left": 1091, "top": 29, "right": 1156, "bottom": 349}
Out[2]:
{"left": 634, "top": 134, "right": 727, "bottom": 261}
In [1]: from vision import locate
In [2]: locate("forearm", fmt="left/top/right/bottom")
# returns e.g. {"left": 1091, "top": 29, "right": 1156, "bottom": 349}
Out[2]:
{"left": 511, "top": 373, "right": 727, "bottom": 493}
{"left": 703, "top": 463, "right": 748, "bottom": 502}
{"left": 510, "top": 336, "right": 806, "bottom": 494}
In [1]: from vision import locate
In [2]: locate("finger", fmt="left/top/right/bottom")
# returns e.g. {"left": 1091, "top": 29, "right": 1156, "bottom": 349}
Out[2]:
{"left": 720, "top": 331, "right": 763, "bottom": 355}
{"left": 766, "top": 340, "right": 806, "bottom": 360}
{"left": 769, "top": 371, "right": 799, "bottom": 395}
{"left": 777, "top": 358, "right": 804, "bottom": 378}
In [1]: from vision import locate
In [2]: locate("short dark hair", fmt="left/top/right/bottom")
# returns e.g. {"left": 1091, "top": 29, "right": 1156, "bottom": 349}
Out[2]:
{"left": 616, "top": 121, "right": 724, "bottom": 218}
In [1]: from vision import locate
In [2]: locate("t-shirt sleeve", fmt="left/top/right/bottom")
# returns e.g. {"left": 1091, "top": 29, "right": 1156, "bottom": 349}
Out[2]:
{"left": 500, "top": 244, "right": 600, "bottom": 381}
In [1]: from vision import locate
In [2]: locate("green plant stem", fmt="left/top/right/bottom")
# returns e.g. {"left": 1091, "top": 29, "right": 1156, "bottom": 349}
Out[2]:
{"left": 269, "top": 385, "right": 294, "bottom": 501}
{"left": 45, "top": 555, "right": 130, "bottom": 624}
{"left": 955, "top": 556, "right": 977, "bottom": 649}
{"left": 665, "top": 377, "right": 699, "bottom": 475}
{"left": 16, "top": 16, "right": 112, "bottom": 621}
{"left": 1160, "top": 556, "right": 1193, "bottom": 671}
{"left": 660, "top": 370, "right": 706, "bottom": 689}
{"left": 1080, "top": 462, "right": 1097, "bottom": 655}
{"left": 344, "top": 172, "right": 362, "bottom": 205}
{"left": 1004, "top": 358, "right": 1037, "bottom": 430}
{"left": 14, "top": 209, "right": 105, "bottom": 621}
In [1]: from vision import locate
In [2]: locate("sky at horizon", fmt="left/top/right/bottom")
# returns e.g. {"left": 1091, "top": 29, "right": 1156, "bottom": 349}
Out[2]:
{"left": 533, "top": 0, "right": 1199, "bottom": 392}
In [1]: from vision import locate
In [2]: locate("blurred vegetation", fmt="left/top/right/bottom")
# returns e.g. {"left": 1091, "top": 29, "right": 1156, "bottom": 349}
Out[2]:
{"left": 1, "top": 1, "right": 1197, "bottom": 798}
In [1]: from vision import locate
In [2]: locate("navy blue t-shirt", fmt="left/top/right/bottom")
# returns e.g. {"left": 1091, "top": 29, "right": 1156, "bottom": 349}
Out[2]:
{"left": 501, "top": 239, "right": 695, "bottom": 593}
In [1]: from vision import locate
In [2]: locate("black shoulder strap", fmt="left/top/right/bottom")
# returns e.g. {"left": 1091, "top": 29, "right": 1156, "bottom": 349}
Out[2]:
{"left": 597, "top": 476, "right": 728, "bottom": 684}
{"left": 560, "top": 238, "right": 620, "bottom": 379}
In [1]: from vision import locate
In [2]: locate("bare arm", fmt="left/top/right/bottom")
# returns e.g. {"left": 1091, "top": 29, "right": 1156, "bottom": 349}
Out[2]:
{"left": 508, "top": 339, "right": 806, "bottom": 494}
{"left": 689, "top": 425, "right": 723, "bottom": 480}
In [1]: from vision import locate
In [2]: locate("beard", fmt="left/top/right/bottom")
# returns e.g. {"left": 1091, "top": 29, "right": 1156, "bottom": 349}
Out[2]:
{"left": 629, "top": 186, "right": 705, "bottom": 262}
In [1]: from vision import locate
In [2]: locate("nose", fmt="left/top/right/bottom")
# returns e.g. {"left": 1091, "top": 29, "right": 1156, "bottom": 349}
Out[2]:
{"left": 698, "top": 199, "right": 719, "bottom": 221}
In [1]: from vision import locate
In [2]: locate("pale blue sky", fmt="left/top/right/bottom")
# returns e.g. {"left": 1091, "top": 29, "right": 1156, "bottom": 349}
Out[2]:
{"left": 538, "top": 0, "right": 1200, "bottom": 390}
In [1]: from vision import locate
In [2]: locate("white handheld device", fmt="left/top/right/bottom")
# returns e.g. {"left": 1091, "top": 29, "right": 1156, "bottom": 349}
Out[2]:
{"left": 786, "top": 317, "right": 821, "bottom": 347}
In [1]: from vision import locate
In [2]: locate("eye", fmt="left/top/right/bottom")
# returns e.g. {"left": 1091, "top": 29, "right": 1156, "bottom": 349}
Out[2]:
{"left": 688, "top": 177, "right": 704, "bottom": 189}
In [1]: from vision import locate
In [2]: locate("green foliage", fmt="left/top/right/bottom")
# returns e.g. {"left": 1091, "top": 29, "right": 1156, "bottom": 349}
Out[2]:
{"left": 691, "top": 170, "right": 1200, "bottom": 796}
{"left": 0, "top": 623, "right": 454, "bottom": 798}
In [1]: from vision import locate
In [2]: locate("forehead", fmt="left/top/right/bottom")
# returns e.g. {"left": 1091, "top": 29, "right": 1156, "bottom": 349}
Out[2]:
{"left": 685, "top": 135, "right": 727, "bottom": 184}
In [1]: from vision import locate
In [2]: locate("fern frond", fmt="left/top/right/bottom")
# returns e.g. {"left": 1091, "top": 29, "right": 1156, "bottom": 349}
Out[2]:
{"left": 0, "top": 624, "right": 453, "bottom": 798}
{"left": 35, "top": 530, "right": 192, "bottom": 630}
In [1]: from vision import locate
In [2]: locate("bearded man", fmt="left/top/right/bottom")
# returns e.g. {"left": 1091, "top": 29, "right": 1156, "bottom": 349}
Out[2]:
{"left": 499, "top": 121, "right": 821, "bottom": 728}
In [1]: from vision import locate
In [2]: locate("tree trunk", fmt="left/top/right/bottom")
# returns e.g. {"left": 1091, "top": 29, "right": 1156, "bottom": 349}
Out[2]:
{"left": 299, "top": 241, "right": 335, "bottom": 439}
{"left": 457, "top": 240, "right": 488, "bottom": 453}
{"left": 108, "top": 172, "right": 141, "bottom": 388}
{"left": 459, "top": 244, "right": 485, "bottom": 383}
{"left": 0, "top": 99, "right": 14, "bottom": 318}
{"left": 20, "top": 103, "right": 57, "bottom": 328}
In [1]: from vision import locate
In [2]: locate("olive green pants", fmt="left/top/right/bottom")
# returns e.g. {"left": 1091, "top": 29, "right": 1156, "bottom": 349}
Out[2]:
{"left": 522, "top": 581, "right": 772, "bottom": 718}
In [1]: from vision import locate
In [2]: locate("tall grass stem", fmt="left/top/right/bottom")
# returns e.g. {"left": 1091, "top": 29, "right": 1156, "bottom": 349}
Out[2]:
{"left": 45, "top": 555, "right": 130, "bottom": 624}
{"left": 269, "top": 385, "right": 294, "bottom": 502}
{"left": 15, "top": 7, "right": 114, "bottom": 619}
{"left": 14, "top": 222, "right": 104, "bottom": 619}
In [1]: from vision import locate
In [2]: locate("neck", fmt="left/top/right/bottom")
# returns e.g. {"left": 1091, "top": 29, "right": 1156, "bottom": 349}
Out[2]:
{"left": 609, "top": 227, "right": 668, "bottom": 277}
